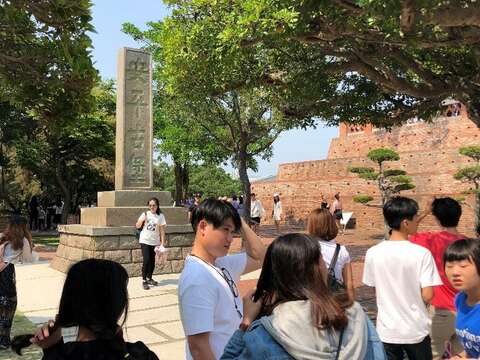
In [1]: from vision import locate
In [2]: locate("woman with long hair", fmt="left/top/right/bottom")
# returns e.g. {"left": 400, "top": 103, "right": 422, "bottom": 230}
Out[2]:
{"left": 135, "top": 197, "right": 167, "bottom": 290}
{"left": 272, "top": 194, "right": 282, "bottom": 234}
{"left": 307, "top": 208, "right": 355, "bottom": 301}
{"left": 0, "top": 216, "right": 36, "bottom": 349}
{"left": 221, "top": 233, "right": 385, "bottom": 359}
{"left": 12, "top": 259, "right": 159, "bottom": 359}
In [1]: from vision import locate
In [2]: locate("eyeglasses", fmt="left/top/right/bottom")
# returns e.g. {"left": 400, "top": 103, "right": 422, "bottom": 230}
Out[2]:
{"left": 221, "top": 267, "right": 242, "bottom": 318}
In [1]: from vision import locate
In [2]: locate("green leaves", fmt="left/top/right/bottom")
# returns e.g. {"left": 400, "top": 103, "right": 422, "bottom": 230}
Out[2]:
{"left": 353, "top": 195, "right": 374, "bottom": 204}
{"left": 367, "top": 148, "right": 400, "bottom": 163}
{"left": 459, "top": 146, "right": 480, "bottom": 162}
{"left": 454, "top": 166, "right": 480, "bottom": 182}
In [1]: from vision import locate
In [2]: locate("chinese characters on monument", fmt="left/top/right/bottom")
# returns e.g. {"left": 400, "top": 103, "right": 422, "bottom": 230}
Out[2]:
{"left": 115, "top": 48, "right": 153, "bottom": 190}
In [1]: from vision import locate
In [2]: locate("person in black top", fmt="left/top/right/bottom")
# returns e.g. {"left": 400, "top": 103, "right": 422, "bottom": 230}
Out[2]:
{"left": 11, "top": 259, "right": 159, "bottom": 360}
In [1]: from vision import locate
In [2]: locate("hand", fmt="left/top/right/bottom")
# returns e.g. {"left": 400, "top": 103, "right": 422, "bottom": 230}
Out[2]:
{"left": 30, "top": 320, "right": 61, "bottom": 349}
{"left": 241, "top": 288, "right": 262, "bottom": 327}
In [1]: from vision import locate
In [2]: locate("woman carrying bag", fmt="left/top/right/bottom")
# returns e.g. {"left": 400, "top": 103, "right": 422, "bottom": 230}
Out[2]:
{"left": 135, "top": 197, "right": 167, "bottom": 290}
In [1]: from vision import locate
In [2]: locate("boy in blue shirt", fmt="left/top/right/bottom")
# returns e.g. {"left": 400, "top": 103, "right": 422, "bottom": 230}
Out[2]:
{"left": 444, "top": 238, "right": 480, "bottom": 359}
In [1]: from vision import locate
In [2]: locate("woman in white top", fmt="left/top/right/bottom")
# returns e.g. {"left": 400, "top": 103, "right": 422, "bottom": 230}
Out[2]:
{"left": 272, "top": 194, "right": 282, "bottom": 234}
{"left": 307, "top": 208, "right": 355, "bottom": 301}
{"left": 0, "top": 216, "right": 36, "bottom": 348}
{"left": 135, "top": 197, "right": 167, "bottom": 290}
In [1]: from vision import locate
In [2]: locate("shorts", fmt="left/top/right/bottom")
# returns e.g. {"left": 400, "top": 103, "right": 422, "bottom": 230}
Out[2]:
{"left": 251, "top": 217, "right": 261, "bottom": 225}
{"left": 334, "top": 210, "right": 343, "bottom": 220}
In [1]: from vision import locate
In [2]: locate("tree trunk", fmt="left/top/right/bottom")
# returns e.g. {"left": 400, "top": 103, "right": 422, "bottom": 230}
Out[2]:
{"left": 475, "top": 187, "right": 480, "bottom": 235}
{"left": 55, "top": 161, "right": 71, "bottom": 225}
{"left": 182, "top": 163, "right": 189, "bottom": 201}
{"left": 378, "top": 161, "right": 390, "bottom": 239}
{"left": 237, "top": 149, "right": 251, "bottom": 223}
{"left": 173, "top": 160, "right": 189, "bottom": 206}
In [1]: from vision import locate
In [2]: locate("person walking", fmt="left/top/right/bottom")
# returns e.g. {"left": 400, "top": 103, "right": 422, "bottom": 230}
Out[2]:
{"left": 272, "top": 194, "right": 282, "bottom": 234}
{"left": 0, "top": 216, "right": 36, "bottom": 349}
{"left": 250, "top": 193, "right": 264, "bottom": 234}
{"left": 135, "top": 197, "right": 167, "bottom": 290}
{"left": 330, "top": 192, "right": 343, "bottom": 233}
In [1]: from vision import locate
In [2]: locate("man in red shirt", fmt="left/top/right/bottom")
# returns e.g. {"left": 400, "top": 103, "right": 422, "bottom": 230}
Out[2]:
{"left": 410, "top": 197, "right": 465, "bottom": 359}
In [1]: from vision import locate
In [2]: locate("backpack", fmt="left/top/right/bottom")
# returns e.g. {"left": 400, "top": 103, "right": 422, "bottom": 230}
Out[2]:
{"left": 327, "top": 244, "right": 346, "bottom": 292}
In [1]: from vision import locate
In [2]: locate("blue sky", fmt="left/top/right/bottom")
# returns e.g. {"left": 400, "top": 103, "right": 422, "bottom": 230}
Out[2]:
{"left": 89, "top": 0, "right": 338, "bottom": 178}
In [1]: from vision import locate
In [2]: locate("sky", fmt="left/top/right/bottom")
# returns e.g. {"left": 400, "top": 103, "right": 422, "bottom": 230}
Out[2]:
{"left": 89, "top": 0, "right": 339, "bottom": 178}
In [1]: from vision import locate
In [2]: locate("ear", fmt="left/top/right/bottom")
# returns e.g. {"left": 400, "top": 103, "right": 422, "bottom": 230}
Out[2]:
{"left": 197, "top": 219, "right": 208, "bottom": 235}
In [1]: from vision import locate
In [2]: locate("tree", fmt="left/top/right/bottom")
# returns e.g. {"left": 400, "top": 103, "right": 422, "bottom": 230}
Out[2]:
{"left": 148, "top": 0, "right": 480, "bottom": 129}
{"left": 14, "top": 80, "right": 116, "bottom": 223}
{"left": 123, "top": 23, "right": 312, "bottom": 221}
{"left": 189, "top": 165, "right": 242, "bottom": 199}
{"left": 152, "top": 93, "right": 223, "bottom": 205}
{"left": 350, "top": 148, "right": 415, "bottom": 237}
{"left": 153, "top": 162, "right": 242, "bottom": 201}
{"left": 454, "top": 146, "right": 480, "bottom": 231}
{"left": 0, "top": 102, "right": 38, "bottom": 213}
{"left": 0, "top": 1, "right": 97, "bottom": 120}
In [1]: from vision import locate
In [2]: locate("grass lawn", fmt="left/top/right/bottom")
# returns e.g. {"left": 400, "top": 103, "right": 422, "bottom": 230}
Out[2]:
{"left": 0, "top": 311, "right": 42, "bottom": 360}
{"left": 32, "top": 236, "right": 59, "bottom": 248}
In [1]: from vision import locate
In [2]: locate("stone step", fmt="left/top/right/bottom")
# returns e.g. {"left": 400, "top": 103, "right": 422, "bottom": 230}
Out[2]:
{"left": 98, "top": 190, "right": 172, "bottom": 207}
{"left": 81, "top": 206, "right": 188, "bottom": 227}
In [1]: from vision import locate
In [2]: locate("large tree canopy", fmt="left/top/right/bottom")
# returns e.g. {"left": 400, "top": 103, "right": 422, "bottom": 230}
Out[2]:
{"left": 149, "top": 0, "right": 480, "bottom": 127}
{"left": 0, "top": 0, "right": 97, "bottom": 121}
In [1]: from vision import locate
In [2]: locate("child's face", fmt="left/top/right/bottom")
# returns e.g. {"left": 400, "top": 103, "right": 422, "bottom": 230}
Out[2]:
{"left": 445, "top": 258, "right": 480, "bottom": 291}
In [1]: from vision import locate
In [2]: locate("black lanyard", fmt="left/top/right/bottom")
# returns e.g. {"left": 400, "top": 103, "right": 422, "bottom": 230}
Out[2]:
{"left": 190, "top": 254, "right": 243, "bottom": 318}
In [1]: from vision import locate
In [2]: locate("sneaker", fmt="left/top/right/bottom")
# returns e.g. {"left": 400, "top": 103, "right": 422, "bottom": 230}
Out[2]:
{"left": 142, "top": 281, "right": 150, "bottom": 290}
{"left": 147, "top": 279, "right": 158, "bottom": 286}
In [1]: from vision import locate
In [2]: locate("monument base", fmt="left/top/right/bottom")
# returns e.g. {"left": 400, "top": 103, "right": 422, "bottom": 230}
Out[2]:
{"left": 51, "top": 224, "right": 194, "bottom": 276}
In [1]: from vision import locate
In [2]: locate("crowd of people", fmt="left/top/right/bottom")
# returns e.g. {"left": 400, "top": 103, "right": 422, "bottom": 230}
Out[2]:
{"left": 1, "top": 195, "right": 480, "bottom": 359}
{"left": 26, "top": 196, "right": 64, "bottom": 232}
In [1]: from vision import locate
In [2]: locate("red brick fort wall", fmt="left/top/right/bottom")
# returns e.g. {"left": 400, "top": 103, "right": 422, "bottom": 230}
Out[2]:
{"left": 252, "top": 109, "right": 479, "bottom": 236}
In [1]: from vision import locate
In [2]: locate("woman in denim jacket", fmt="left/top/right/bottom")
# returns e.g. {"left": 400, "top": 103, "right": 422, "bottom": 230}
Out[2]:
{"left": 221, "top": 233, "right": 386, "bottom": 360}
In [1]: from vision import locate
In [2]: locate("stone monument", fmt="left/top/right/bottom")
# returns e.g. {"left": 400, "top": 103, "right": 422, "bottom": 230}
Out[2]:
{"left": 51, "top": 48, "right": 193, "bottom": 276}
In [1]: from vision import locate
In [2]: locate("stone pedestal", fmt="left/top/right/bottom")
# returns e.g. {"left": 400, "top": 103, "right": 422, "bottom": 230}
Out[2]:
{"left": 51, "top": 224, "right": 193, "bottom": 276}
{"left": 51, "top": 48, "right": 194, "bottom": 276}
{"left": 51, "top": 190, "right": 194, "bottom": 276}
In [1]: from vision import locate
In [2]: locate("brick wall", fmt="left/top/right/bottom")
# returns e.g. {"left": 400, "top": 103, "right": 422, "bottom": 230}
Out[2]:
{"left": 252, "top": 115, "right": 480, "bottom": 236}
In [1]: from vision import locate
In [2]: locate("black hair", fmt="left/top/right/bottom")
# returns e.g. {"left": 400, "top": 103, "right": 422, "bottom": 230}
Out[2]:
{"left": 147, "top": 197, "right": 162, "bottom": 215}
{"left": 239, "top": 195, "right": 244, "bottom": 205}
{"left": 190, "top": 198, "right": 241, "bottom": 233}
{"left": 232, "top": 195, "right": 238, "bottom": 201}
{"left": 444, "top": 238, "right": 480, "bottom": 275}
{"left": 254, "top": 233, "right": 351, "bottom": 330}
{"left": 431, "top": 197, "right": 462, "bottom": 228}
{"left": 11, "top": 259, "right": 130, "bottom": 355}
{"left": 383, "top": 196, "right": 419, "bottom": 230}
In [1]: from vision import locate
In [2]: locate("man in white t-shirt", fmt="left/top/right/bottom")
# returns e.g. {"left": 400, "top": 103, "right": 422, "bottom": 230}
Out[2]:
{"left": 362, "top": 196, "right": 442, "bottom": 360}
{"left": 249, "top": 193, "right": 264, "bottom": 233}
{"left": 179, "top": 198, "right": 266, "bottom": 360}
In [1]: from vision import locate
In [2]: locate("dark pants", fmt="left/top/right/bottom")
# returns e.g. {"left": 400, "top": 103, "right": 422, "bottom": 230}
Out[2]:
{"left": 141, "top": 244, "right": 156, "bottom": 281}
{"left": 0, "top": 264, "right": 17, "bottom": 347}
{"left": 383, "top": 336, "right": 432, "bottom": 360}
